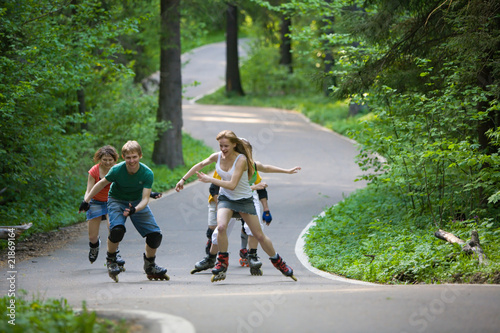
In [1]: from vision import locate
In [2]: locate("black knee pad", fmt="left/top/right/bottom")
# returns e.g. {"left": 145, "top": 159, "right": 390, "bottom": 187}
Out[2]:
{"left": 108, "top": 225, "right": 126, "bottom": 243}
{"left": 206, "top": 227, "right": 214, "bottom": 239}
{"left": 145, "top": 232, "right": 162, "bottom": 249}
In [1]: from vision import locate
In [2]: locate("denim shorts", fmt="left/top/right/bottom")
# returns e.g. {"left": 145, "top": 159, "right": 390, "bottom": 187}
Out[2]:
{"left": 86, "top": 199, "right": 108, "bottom": 221}
{"left": 212, "top": 192, "right": 262, "bottom": 244}
{"left": 217, "top": 195, "right": 257, "bottom": 216}
{"left": 107, "top": 197, "right": 161, "bottom": 237}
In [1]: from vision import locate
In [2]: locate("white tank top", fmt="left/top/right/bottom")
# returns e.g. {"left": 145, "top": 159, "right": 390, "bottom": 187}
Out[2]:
{"left": 216, "top": 152, "right": 252, "bottom": 200}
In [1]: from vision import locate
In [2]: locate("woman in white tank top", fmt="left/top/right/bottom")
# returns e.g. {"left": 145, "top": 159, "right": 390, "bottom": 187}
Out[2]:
{"left": 175, "top": 130, "right": 296, "bottom": 282}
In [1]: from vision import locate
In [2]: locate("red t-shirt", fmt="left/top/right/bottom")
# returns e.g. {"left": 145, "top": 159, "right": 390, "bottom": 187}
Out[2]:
{"left": 88, "top": 164, "right": 111, "bottom": 202}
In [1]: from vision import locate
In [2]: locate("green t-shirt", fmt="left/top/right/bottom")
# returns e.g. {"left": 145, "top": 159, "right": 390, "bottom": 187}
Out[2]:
{"left": 106, "top": 161, "right": 154, "bottom": 201}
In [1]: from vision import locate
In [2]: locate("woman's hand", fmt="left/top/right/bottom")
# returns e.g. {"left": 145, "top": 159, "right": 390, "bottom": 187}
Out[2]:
{"left": 251, "top": 181, "right": 268, "bottom": 191}
{"left": 175, "top": 179, "right": 185, "bottom": 192}
{"left": 196, "top": 171, "right": 212, "bottom": 183}
{"left": 288, "top": 166, "right": 301, "bottom": 174}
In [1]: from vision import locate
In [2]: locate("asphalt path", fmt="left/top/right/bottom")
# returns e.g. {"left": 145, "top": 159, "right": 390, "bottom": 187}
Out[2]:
{"left": 2, "top": 41, "right": 500, "bottom": 333}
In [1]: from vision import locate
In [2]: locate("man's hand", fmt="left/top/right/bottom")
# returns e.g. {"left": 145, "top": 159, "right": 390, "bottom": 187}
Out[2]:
{"left": 123, "top": 203, "right": 136, "bottom": 217}
{"left": 78, "top": 201, "right": 90, "bottom": 213}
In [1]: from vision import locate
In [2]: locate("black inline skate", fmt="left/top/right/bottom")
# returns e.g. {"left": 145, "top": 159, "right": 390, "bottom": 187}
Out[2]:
{"left": 115, "top": 250, "right": 126, "bottom": 272}
{"left": 191, "top": 254, "right": 216, "bottom": 274}
{"left": 106, "top": 252, "right": 121, "bottom": 282}
{"left": 211, "top": 252, "right": 229, "bottom": 282}
{"left": 270, "top": 253, "right": 297, "bottom": 281}
{"left": 143, "top": 253, "right": 170, "bottom": 281}
{"left": 88, "top": 238, "right": 100, "bottom": 264}
{"left": 248, "top": 250, "right": 263, "bottom": 276}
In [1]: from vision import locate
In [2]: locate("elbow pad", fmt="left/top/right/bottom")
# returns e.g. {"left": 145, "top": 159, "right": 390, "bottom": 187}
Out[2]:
{"left": 257, "top": 188, "right": 268, "bottom": 200}
{"left": 209, "top": 183, "right": 220, "bottom": 197}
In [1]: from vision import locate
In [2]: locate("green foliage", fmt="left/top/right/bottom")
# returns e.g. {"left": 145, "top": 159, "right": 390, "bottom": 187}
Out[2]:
{"left": 273, "top": 0, "right": 500, "bottom": 225}
{"left": 0, "top": 293, "right": 127, "bottom": 333}
{"left": 84, "top": 77, "right": 163, "bottom": 157}
{"left": 305, "top": 184, "right": 500, "bottom": 284}
{"left": 0, "top": 0, "right": 137, "bottom": 229}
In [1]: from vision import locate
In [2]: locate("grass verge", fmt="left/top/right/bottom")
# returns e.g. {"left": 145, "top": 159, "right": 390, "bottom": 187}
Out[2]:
{"left": 305, "top": 184, "right": 500, "bottom": 284}
{"left": 0, "top": 293, "right": 130, "bottom": 333}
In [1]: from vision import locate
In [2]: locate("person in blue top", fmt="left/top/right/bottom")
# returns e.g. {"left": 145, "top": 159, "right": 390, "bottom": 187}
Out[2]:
{"left": 79, "top": 140, "right": 169, "bottom": 282}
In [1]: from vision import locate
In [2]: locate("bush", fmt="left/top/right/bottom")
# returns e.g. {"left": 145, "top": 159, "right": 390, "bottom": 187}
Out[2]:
{"left": 0, "top": 293, "right": 127, "bottom": 333}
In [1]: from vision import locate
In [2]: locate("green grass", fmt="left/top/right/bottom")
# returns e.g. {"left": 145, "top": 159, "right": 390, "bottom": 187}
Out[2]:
{"left": 305, "top": 184, "right": 500, "bottom": 284}
{"left": 182, "top": 30, "right": 225, "bottom": 54}
{"left": 0, "top": 293, "right": 128, "bottom": 333}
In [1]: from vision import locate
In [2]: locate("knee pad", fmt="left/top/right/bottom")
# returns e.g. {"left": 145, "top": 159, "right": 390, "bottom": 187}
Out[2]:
{"left": 145, "top": 232, "right": 162, "bottom": 249}
{"left": 206, "top": 227, "right": 214, "bottom": 239}
{"left": 108, "top": 225, "right": 126, "bottom": 243}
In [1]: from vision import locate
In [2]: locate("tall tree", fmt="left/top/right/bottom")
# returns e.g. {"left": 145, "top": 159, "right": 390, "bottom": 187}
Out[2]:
{"left": 153, "top": 0, "right": 184, "bottom": 168}
{"left": 279, "top": 14, "right": 293, "bottom": 73}
{"left": 225, "top": 3, "right": 245, "bottom": 96}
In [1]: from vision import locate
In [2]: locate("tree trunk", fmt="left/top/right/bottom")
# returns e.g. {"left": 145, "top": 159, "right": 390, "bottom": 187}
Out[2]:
{"left": 0, "top": 223, "right": 32, "bottom": 240}
{"left": 434, "top": 229, "right": 488, "bottom": 265}
{"left": 279, "top": 15, "right": 292, "bottom": 74}
{"left": 225, "top": 3, "right": 244, "bottom": 96}
{"left": 322, "top": 1, "right": 336, "bottom": 96}
{"left": 77, "top": 88, "right": 87, "bottom": 131}
{"left": 153, "top": 0, "right": 184, "bottom": 169}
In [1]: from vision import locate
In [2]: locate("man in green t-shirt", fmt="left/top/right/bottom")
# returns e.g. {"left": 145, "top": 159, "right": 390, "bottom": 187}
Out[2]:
{"left": 81, "top": 140, "right": 169, "bottom": 282}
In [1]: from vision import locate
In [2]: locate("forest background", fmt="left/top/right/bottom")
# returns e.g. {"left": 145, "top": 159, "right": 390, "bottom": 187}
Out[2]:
{"left": 1, "top": 0, "right": 500, "bottom": 285}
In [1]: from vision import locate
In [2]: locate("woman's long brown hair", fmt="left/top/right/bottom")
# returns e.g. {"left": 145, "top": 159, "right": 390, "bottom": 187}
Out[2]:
{"left": 216, "top": 130, "right": 255, "bottom": 176}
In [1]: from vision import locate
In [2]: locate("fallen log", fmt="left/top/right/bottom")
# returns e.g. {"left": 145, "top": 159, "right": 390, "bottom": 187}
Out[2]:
{"left": 434, "top": 229, "right": 488, "bottom": 265}
{"left": 0, "top": 223, "right": 33, "bottom": 240}
{"left": 434, "top": 229, "right": 465, "bottom": 245}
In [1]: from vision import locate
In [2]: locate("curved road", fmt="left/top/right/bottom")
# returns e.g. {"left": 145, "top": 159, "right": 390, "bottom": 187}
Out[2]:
{"left": 2, "top": 42, "right": 499, "bottom": 333}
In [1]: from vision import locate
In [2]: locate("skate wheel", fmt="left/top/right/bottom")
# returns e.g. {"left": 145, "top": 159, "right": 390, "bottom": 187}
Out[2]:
{"left": 250, "top": 268, "right": 263, "bottom": 276}
{"left": 109, "top": 274, "right": 119, "bottom": 282}
{"left": 290, "top": 275, "right": 298, "bottom": 281}
{"left": 211, "top": 272, "right": 226, "bottom": 282}
{"left": 119, "top": 266, "right": 126, "bottom": 272}
{"left": 239, "top": 258, "right": 249, "bottom": 267}
{"left": 147, "top": 273, "right": 170, "bottom": 281}
{"left": 190, "top": 268, "right": 199, "bottom": 274}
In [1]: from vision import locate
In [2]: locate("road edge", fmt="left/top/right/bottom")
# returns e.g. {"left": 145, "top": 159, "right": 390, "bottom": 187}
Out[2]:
{"left": 295, "top": 212, "right": 378, "bottom": 286}
{"left": 77, "top": 308, "right": 196, "bottom": 333}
